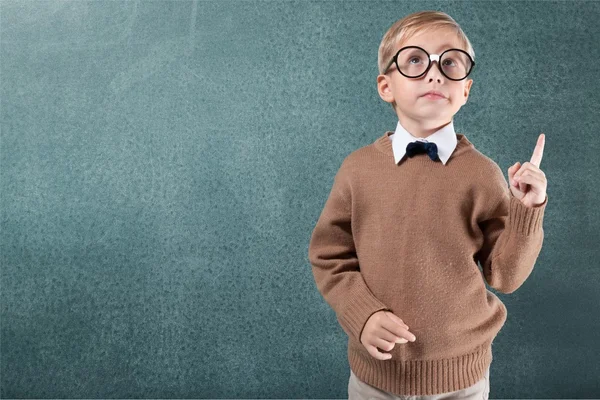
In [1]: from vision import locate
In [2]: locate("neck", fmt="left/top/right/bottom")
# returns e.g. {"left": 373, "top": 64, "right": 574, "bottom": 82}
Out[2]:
{"left": 398, "top": 116, "right": 453, "bottom": 138}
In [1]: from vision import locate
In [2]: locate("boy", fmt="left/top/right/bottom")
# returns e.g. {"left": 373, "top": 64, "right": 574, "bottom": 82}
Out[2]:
{"left": 308, "top": 10, "right": 548, "bottom": 399}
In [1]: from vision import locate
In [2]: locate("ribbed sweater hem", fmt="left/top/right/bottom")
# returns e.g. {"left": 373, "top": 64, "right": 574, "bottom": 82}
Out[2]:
{"left": 348, "top": 339, "right": 493, "bottom": 396}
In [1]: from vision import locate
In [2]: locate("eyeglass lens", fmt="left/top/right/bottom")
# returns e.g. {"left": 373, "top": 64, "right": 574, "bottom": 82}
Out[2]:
{"left": 397, "top": 48, "right": 472, "bottom": 80}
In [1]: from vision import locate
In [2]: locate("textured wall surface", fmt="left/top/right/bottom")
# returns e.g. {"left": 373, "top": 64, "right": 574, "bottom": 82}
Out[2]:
{"left": 1, "top": 0, "right": 598, "bottom": 398}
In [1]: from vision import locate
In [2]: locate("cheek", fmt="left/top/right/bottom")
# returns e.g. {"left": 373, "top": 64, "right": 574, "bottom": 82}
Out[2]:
{"left": 393, "top": 78, "right": 414, "bottom": 92}
{"left": 395, "top": 83, "right": 420, "bottom": 101}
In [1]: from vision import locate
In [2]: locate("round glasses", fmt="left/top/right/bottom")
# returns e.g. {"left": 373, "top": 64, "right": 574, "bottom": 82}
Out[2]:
{"left": 384, "top": 46, "right": 475, "bottom": 81}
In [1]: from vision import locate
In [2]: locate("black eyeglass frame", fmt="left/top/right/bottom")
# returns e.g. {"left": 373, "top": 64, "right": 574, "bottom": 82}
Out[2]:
{"left": 383, "top": 46, "right": 476, "bottom": 81}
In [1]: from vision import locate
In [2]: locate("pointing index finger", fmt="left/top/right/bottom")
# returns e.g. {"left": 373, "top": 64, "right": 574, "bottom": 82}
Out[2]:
{"left": 530, "top": 133, "right": 545, "bottom": 168}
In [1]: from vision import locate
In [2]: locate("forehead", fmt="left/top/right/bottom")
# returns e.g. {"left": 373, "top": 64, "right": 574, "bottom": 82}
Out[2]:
{"left": 400, "top": 30, "right": 463, "bottom": 53}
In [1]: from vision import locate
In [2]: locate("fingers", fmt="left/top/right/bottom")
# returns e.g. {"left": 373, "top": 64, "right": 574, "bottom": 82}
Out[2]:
{"left": 381, "top": 317, "right": 416, "bottom": 343}
{"left": 510, "top": 162, "right": 545, "bottom": 193}
{"left": 363, "top": 312, "right": 417, "bottom": 361}
{"left": 374, "top": 337, "right": 396, "bottom": 352}
{"left": 377, "top": 327, "right": 409, "bottom": 344}
{"left": 383, "top": 312, "right": 412, "bottom": 334}
{"left": 511, "top": 133, "right": 546, "bottom": 190}
{"left": 365, "top": 327, "right": 415, "bottom": 360}
{"left": 513, "top": 162, "right": 543, "bottom": 179}
{"left": 514, "top": 165, "right": 544, "bottom": 185}
{"left": 368, "top": 335, "right": 409, "bottom": 360}
{"left": 508, "top": 162, "right": 521, "bottom": 188}
{"left": 367, "top": 346, "right": 391, "bottom": 360}
{"left": 530, "top": 133, "right": 545, "bottom": 168}
{"left": 384, "top": 311, "right": 409, "bottom": 330}
{"left": 513, "top": 163, "right": 528, "bottom": 192}
{"left": 514, "top": 171, "right": 543, "bottom": 191}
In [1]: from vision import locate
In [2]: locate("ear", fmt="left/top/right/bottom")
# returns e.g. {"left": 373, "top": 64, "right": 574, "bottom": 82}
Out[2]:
{"left": 377, "top": 74, "right": 395, "bottom": 104}
{"left": 463, "top": 79, "right": 473, "bottom": 104}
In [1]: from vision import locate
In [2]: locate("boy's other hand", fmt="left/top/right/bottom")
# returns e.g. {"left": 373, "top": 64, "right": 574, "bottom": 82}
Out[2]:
{"left": 508, "top": 133, "right": 547, "bottom": 208}
{"left": 360, "top": 310, "right": 416, "bottom": 361}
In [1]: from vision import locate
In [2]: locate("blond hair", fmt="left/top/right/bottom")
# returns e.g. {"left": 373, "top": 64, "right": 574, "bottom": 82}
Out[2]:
{"left": 378, "top": 11, "right": 475, "bottom": 111}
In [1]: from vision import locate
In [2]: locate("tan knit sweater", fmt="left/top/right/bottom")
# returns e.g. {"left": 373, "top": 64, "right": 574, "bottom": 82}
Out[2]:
{"left": 308, "top": 130, "right": 548, "bottom": 396}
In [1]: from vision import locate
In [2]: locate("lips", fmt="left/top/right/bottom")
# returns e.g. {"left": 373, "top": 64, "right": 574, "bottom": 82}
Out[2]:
{"left": 422, "top": 90, "right": 446, "bottom": 98}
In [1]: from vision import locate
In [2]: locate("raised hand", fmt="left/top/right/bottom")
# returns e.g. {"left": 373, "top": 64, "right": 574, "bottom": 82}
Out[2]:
{"left": 507, "top": 133, "right": 547, "bottom": 208}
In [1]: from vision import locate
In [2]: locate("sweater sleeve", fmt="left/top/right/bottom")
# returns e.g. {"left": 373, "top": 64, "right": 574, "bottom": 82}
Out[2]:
{"left": 476, "top": 165, "right": 548, "bottom": 294}
{"left": 308, "top": 162, "right": 392, "bottom": 343}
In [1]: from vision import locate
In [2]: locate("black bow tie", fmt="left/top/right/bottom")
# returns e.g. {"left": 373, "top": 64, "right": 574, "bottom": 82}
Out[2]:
{"left": 406, "top": 141, "right": 440, "bottom": 161}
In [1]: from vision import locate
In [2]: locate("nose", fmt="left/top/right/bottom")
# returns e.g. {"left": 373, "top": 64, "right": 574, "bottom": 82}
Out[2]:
{"left": 424, "top": 60, "right": 444, "bottom": 81}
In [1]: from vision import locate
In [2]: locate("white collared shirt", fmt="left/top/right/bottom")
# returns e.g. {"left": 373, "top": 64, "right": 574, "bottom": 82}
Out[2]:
{"left": 389, "top": 119, "right": 458, "bottom": 165}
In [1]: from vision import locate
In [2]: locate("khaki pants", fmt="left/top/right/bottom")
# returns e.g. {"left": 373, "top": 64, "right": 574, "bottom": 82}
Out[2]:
{"left": 348, "top": 366, "right": 489, "bottom": 400}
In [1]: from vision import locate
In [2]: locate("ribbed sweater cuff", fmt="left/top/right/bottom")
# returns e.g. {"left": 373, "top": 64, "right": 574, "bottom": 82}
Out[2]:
{"left": 509, "top": 193, "right": 547, "bottom": 235}
{"left": 339, "top": 284, "right": 391, "bottom": 343}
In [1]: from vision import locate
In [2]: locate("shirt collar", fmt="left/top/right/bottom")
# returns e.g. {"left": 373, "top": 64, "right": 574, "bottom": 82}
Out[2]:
{"left": 389, "top": 119, "right": 458, "bottom": 165}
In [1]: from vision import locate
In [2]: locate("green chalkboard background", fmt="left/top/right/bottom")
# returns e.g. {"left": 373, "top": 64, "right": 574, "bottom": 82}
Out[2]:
{"left": 2, "top": 0, "right": 598, "bottom": 398}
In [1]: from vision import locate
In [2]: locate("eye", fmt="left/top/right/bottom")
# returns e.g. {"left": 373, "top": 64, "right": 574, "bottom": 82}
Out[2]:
{"left": 409, "top": 57, "right": 422, "bottom": 64}
{"left": 443, "top": 58, "right": 456, "bottom": 67}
